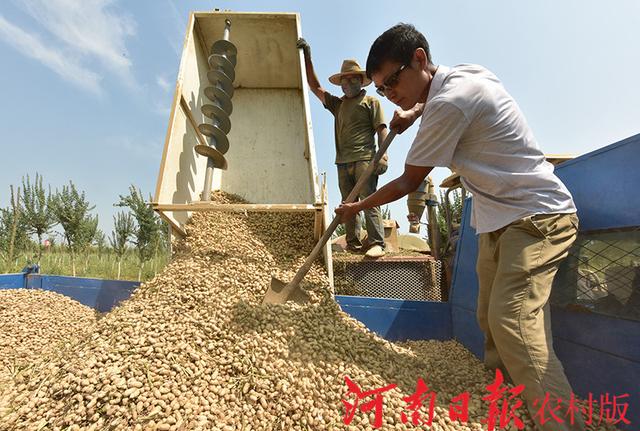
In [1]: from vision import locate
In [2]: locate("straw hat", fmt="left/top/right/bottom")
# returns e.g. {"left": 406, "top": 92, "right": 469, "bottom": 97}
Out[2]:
{"left": 328, "top": 59, "right": 372, "bottom": 86}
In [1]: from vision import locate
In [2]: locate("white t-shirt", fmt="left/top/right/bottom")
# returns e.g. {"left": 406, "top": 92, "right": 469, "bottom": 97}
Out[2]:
{"left": 405, "top": 64, "right": 576, "bottom": 234}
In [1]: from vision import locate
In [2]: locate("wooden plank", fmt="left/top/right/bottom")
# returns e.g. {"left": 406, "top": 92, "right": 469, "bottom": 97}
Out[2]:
{"left": 180, "top": 95, "right": 209, "bottom": 148}
{"left": 153, "top": 12, "right": 219, "bottom": 231}
{"left": 314, "top": 173, "right": 327, "bottom": 240}
{"left": 194, "top": 12, "right": 300, "bottom": 89}
{"left": 168, "top": 10, "right": 217, "bottom": 212}
{"left": 223, "top": 89, "right": 314, "bottom": 204}
{"left": 545, "top": 154, "right": 575, "bottom": 165}
{"left": 314, "top": 209, "right": 324, "bottom": 240}
{"left": 153, "top": 203, "right": 320, "bottom": 212}
{"left": 155, "top": 14, "right": 315, "bottom": 211}
{"left": 320, "top": 172, "right": 334, "bottom": 293}
{"left": 155, "top": 103, "right": 206, "bottom": 228}
{"left": 157, "top": 210, "right": 187, "bottom": 238}
{"left": 333, "top": 254, "right": 435, "bottom": 263}
{"left": 154, "top": 13, "right": 195, "bottom": 204}
{"left": 152, "top": 10, "right": 327, "bottom": 277}
{"left": 193, "top": 17, "right": 209, "bottom": 65}
{"left": 295, "top": 14, "right": 322, "bottom": 206}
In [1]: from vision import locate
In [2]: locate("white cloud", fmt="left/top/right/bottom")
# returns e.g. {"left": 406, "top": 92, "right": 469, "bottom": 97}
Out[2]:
{"left": 0, "top": 0, "right": 137, "bottom": 94}
{"left": 109, "top": 136, "right": 163, "bottom": 159}
{"left": 153, "top": 75, "right": 174, "bottom": 116}
{"left": 20, "top": 0, "right": 137, "bottom": 88}
{"left": 156, "top": 75, "right": 172, "bottom": 92}
{"left": 0, "top": 14, "right": 102, "bottom": 94}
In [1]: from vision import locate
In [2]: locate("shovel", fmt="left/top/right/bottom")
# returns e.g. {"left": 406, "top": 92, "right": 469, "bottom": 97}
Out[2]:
{"left": 263, "top": 130, "right": 398, "bottom": 304}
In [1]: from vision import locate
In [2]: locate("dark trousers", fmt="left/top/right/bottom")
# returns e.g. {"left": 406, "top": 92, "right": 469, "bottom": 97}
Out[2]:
{"left": 337, "top": 161, "right": 385, "bottom": 248}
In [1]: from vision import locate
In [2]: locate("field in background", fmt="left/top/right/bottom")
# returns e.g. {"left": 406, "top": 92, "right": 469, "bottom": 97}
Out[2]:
{"left": 1, "top": 246, "right": 169, "bottom": 282}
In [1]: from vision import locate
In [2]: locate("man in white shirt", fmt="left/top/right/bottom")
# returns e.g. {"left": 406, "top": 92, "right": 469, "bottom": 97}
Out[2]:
{"left": 336, "top": 23, "right": 584, "bottom": 431}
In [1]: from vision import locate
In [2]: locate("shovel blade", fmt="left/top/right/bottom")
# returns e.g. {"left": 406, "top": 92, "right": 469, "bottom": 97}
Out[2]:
{"left": 263, "top": 277, "right": 311, "bottom": 305}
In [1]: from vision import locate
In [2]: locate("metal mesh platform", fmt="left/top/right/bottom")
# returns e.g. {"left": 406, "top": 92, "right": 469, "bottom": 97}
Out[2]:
{"left": 333, "top": 255, "right": 445, "bottom": 301}
{"left": 552, "top": 226, "right": 640, "bottom": 321}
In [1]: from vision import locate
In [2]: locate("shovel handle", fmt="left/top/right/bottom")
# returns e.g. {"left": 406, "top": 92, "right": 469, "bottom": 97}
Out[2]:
{"left": 286, "top": 130, "right": 398, "bottom": 289}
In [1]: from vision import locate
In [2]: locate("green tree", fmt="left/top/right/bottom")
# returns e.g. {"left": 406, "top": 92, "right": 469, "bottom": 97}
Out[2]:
{"left": 437, "top": 189, "right": 464, "bottom": 258}
{"left": 109, "top": 211, "right": 134, "bottom": 279}
{"left": 0, "top": 185, "right": 29, "bottom": 270}
{"left": 45, "top": 234, "right": 57, "bottom": 248}
{"left": 93, "top": 229, "right": 107, "bottom": 257}
{"left": 21, "top": 173, "right": 56, "bottom": 263}
{"left": 151, "top": 218, "right": 170, "bottom": 276}
{"left": 78, "top": 215, "right": 99, "bottom": 272}
{"left": 117, "top": 186, "right": 160, "bottom": 281}
{"left": 78, "top": 215, "right": 99, "bottom": 250}
{"left": 50, "top": 181, "right": 96, "bottom": 276}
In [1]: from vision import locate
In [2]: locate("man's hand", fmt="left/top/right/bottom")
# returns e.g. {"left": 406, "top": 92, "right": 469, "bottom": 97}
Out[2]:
{"left": 390, "top": 104, "right": 424, "bottom": 134}
{"left": 296, "top": 37, "right": 311, "bottom": 58}
{"left": 297, "top": 37, "right": 324, "bottom": 102}
{"left": 335, "top": 202, "right": 361, "bottom": 223}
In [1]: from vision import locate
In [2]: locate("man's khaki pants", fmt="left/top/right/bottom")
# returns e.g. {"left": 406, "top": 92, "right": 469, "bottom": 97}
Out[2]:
{"left": 476, "top": 213, "right": 586, "bottom": 431}
{"left": 336, "top": 161, "right": 385, "bottom": 249}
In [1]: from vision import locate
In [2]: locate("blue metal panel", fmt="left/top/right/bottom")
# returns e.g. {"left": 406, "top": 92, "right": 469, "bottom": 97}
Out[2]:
{"left": 551, "top": 307, "right": 639, "bottom": 430}
{"left": 555, "top": 133, "right": 640, "bottom": 231}
{"left": 0, "top": 273, "right": 25, "bottom": 289}
{"left": 25, "top": 273, "right": 42, "bottom": 289}
{"left": 449, "top": 199, "right": 479, "bottom": 312}
{"left": 552, "top": 134, "right": 640, "bottom": 431}
{"left": 451, "top": 305, "right": 484, "bottom": 359}
{"left": 448, "top": 135, "right": 640, "bottom": 430}
{"left": 36, "top": 275, "right": 101, "bottom": 309}
{"left": 33, "top": 275, "right": 138, "bottom": 312}
{"left": 552, "top": 306, "right": 640, "bottom": 363}
{"left": 93, "top": 280, "right": 138, "bottom": 312}
{"left": 335, "top": 295, "right": 452, "bottom": 342}
{"left": 449, "top": 199, "right": 484, "bottom": 357}
{"left": 554, "top": 338, "right": 640, "bottom": 429}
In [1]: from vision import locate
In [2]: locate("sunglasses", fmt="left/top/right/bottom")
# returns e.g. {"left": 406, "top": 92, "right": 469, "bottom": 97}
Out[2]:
{"left": 341, "top": 76, "right": 362, "bottom": 85}
{"left": 376, "top": 63, "right": 409, "bottom": 97}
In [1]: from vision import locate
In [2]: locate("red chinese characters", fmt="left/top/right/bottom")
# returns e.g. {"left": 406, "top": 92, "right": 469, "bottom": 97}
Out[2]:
{"left": 533, "top": 392, "right": 565, "bottom": 426}
{"left": 400, "top": 378, "right": 437, "bottom": 426}
{"left": 482, "top": 369, "right": 526, "bottom": 431}
{"left": 449, "top": 391, "right": 470, "bottom": 423}
{"left": 342, "top": 376, "right": 397, "bottom": 428}
{"left": 341, "top": 373, "right": 631, "bottom": 429}
{"left": 583, "top": 392, "right": 631, "bottom": 426}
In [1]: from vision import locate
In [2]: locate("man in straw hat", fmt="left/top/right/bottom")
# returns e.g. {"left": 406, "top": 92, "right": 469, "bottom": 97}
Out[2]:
{"left": 336, "top": 24, "right": 584, "bottom": 431}
{"left": 297, "top": 38, "right": 388, "bottom": 258}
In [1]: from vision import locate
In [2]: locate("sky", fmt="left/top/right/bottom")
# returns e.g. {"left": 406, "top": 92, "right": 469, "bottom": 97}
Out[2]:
{"left": 1, "top": 0, "right": 639, "bottom": 240}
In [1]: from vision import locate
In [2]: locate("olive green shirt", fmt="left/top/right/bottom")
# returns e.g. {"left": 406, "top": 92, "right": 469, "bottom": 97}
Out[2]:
{"left": 323, "top": 90, "right": 386, "bottom": 164}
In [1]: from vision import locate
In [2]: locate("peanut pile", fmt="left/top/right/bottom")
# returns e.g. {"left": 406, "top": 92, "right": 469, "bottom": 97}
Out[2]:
{"left": 0, "top": 289, "right": 97, "bottom": 370}
{"left": 0, "top": 193, "right": 619, "bottom": 430}
{"left": 0, "top": 289, "right": 97, "bottom": 422}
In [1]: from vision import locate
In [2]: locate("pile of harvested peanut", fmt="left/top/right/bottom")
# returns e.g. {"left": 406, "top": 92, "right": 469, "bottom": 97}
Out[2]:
{"left": 0, "top": 289, "right": 97, "bottom": 422}
{"left": 0, "top": 289, "right": 97, "bottom": 370}
{"left": 0, "top": 193, "right": 619, "bottom": 430}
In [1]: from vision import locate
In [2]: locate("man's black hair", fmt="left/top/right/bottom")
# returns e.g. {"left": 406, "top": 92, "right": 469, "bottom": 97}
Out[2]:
{"left": 366, "top": 23, "right": 432, "bottom": 79}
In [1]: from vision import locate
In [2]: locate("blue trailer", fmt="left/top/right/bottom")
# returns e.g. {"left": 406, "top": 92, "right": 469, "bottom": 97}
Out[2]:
{"left": 1, "top": 133, "right": 639, "bottom": 429}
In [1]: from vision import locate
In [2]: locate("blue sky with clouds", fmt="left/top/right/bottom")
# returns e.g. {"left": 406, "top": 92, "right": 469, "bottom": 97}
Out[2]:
{"left": 1, "top": 0, "right": 639, "bottom": 238}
